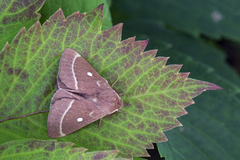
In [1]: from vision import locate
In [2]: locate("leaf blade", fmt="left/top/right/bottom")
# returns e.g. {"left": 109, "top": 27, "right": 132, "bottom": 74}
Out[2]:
{"left": 0, "top": 139, "right": 121, "bottom": 160}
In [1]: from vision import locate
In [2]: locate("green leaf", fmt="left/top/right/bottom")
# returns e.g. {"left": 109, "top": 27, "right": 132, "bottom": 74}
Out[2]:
{"left": 110, "top": 13, "right": 240, "bottom": 160}
{"left": 0, "top": 4, "right": 221, "bottom": 159}
{"left": 112, "top": 0, "right": 240, "bottom": 42}
{"left": 0, "top": 0, "right": 45, "bottom": 50}
{"left": 0, "top": 139, "right": 120, "bottom": 160}
{"left": 39, "top": 0, "right": 112, "bottom": 30}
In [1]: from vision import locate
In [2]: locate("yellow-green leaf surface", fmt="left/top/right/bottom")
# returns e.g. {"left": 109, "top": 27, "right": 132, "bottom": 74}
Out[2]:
{"left": 0, "top": 139, "right": 120, "bottom": 160}
{"left": 0, "top": 0, "right": 45, "bottom": 50}
{"left": 0, "top": 4, "right": 221, "bottom": 159}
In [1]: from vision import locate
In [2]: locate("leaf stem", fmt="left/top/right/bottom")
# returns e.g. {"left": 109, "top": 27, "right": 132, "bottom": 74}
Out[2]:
{"left": 0, "top": 110, "right": 49, "bottom": 123}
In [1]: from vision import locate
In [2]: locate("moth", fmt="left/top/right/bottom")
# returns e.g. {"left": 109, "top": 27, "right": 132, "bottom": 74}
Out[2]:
{"left": 47, "top": 48, "right": 123, "bottom": 138}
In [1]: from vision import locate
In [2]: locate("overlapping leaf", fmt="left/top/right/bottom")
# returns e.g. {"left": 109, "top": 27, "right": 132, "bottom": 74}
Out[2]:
{"left": 39, "top": 0, "right": 112, "bottom": 30}
{"left": 0, "top": 0, "right": 45, "bottom": 50}
{"left": 0, "top": 4, "right": 221, "bottom": 158}
{"left": 111, "top": 9, "right": 240, "bottom": 159}
{"left": 0, "top": 139, "right": 121, "bottom": 160}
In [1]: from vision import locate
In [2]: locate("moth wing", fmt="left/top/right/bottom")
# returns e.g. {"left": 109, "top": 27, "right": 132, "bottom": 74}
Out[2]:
{"left": 56, "top": 76, "right": 68, "bottom": 90}
{"left": 51, "top": 88, "right": 83, "bottom": 105}
{"left": 47, "top": 98, "right": 106, "bottom": 138}
{"left": 58, "top": 48, "right": 111, "bottom": 94}
{"left": 48, "top": 48, "right": 123, "bottom": 138}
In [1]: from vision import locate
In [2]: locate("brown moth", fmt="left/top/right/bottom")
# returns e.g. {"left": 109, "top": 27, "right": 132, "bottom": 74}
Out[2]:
{"left": 47, "top": 48, "right": 123, "bottom": 138}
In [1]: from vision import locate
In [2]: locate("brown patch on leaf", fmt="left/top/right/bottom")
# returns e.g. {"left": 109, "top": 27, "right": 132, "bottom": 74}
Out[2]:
{"left": 44, "top": 153, "right": 50, "bottom": 157}
{"left": 59, "top": 142, "right": 68, "bottom": 148}
{"left": 7, "top": 68, "right": 13, "bottom": 75}
{"left": 0, "top": 53, "right": 4, "bottom": 60}
{"left": 134, "top": 66, "right": 142, "bottom": 76}
{"left": 34, "top": 96, "right": 42, "bottom": 106}
{"left": 24, "top": 99, "right": 31, "bottom": 111}
{"left": 123, "top": 101, "right": 130, "bottom": 107}
{"left": 0, "top": 145, "right": 6, "bottom": 152}
{"left": 20, "top": 71, "right": 29, "bottom": 79}
{"left": 4, "top": 63, "right": 9, "bottom": 68}
{"left": 15, "top": 145, "right": 22, "bottom": 153}
{"left": 0, "top": 27, "right": 3, "bottom": 34}
{"left": 137, "top": 121, "right": 146, "bottom": 130}
{"left": 13, "top": 38, "right": 19, "bottom": 45}
{"left": 2, "top": 17, "right": 10, "bottom": 25}
{"left": 127, "top": 123, "right": 136, "bottom": 130}
{"left": 101, "top": 141, "right": 116, "bottom": 150}
{"left": 14, "top": 68, "right": 22, "bottom": 76}
{"left": 118, "top": 130, "right": 128, "bottom": 137}
{"left": 44, "top": 87, "right": 52, "bottom": 96}
{"left": 94, "top": 152, "right": 108, "bottom": 159}
{"left": 128, "top": 138, "right": 135, "bottom": 145}
{"left": 136, "top": 104, "right": 144, "bottom": 114}
{"left": 135, "top": 134, "right": 148, "bottom": 142}
{"left": 26, "top": 140, "right": 39, "bottom": 150}
{"left": 9, "top": 2, "right": 21, "bottom": 13}
{"left": 122, "top": 58, "right": 131, "bottom": 69}
{"left": 44, "top": 142, "right": 55, "bottom": 151}
{"left": 149, "top": 122, "right": 160, "bottom": 133}
{"left": 156, "top": 110, "right": 170, "bottom": 117}
{"left": 15, "top": 84, "right": 26, "bottom": 93}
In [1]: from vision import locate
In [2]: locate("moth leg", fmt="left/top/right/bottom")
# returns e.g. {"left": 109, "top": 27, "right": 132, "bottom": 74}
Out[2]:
{"left": 111, "top": 79, "right": 118, "bottom": 87}
{"left": 111, "top": 79, "right": 127, "bottom": 96}
{"left": 117, "top": 110, "right": 128, "bottom": 113}
{"left": 119, "top": 93, "right": 127, "bottom": 96}
{"left": 98, "top": 118, "right": 102, "bottom": 128}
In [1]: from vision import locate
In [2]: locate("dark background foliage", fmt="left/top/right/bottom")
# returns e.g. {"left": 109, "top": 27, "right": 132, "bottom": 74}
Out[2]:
{"left": 110, "top": 0, "right": 240, "bottom": 159}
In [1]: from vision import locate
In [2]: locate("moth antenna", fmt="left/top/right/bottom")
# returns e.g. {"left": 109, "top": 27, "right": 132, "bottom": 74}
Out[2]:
{"left": 118, "top": 110, "right": 127, "bottom": 113}
{"left": 98, "top": 118, "right": 102, "bottom": 128}
{"left": 111, "top": 79, "right": 118, "bottom": 87}
{"left": 119, "top": 93, "right": 127, "bottom": 96}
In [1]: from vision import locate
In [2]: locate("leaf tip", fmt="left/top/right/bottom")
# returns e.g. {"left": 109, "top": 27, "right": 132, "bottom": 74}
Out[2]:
{"left": 205, "top": 82, "right": 222, "bottom": 91}
{"left": 5, "top": 41, "right": 10, "bottom": 46}
{"left": 48, "top": 8, "right": 65, "bottom": 22}
{"left": 96, "top": 3, "right": 104, "bottom": 11}
{"left": 215, "top": 85, "right": 222, "bottom": 90}
{"left": 179, "top": 72, "right": 190, "bottom": 79}
{"left": 115, "top": 23, "right": 123, "bottom": 30}
{"left": 142, "top": 39, "right": 149, "bottom": 47}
